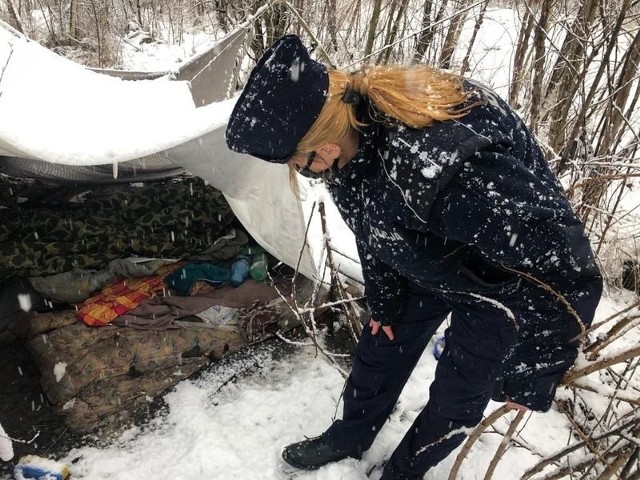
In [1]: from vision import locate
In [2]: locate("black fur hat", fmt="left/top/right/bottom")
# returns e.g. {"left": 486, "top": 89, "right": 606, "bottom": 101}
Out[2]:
{"left": 225, "top": 34, "right": 329, "bottom": 163}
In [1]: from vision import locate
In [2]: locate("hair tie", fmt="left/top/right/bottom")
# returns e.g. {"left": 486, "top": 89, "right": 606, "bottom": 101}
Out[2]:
{"left": 342, "top": 89, "right": 363, "bottom": 106}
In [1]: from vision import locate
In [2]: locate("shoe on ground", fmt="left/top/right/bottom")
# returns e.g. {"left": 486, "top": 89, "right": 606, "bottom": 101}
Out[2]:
{"left": 282, "top": 436, "right": 358, "bottom": 470}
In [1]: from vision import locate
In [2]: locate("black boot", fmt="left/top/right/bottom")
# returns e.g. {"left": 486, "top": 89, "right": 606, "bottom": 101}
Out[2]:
{"left": 282, "top": 436, "right": 358, "bottom": 470}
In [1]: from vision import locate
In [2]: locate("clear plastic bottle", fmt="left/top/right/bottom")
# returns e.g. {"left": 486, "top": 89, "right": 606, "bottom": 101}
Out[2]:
{"left": 250, "top": 253, "right": 268, "bottom": 281}
{"left": 230, "top": 255, "right": 250, "bottom": 287}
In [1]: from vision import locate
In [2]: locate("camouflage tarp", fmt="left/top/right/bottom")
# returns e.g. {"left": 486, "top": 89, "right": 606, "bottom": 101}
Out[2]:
{"left": 0, "top": 176, "right": 238, "bottom": 282}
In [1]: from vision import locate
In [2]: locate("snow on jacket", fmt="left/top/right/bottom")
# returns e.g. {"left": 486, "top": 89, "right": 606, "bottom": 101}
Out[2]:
{"left": 325, "top": 81, "right": 601, "bottom": 411}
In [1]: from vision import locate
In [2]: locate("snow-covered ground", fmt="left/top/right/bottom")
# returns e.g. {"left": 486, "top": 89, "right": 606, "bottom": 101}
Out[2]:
{"left": 1, "top": 288, "right": 638, "bottom": 479}
{"left": 38, "top": 291, "right": 633, "bottom": 480}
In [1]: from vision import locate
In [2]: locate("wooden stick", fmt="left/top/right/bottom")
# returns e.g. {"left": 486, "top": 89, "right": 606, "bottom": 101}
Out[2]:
{"left": 483, "top": 409, "right": 526, "bottom": 480}
{"left": 448, "top": 405, "right": 511, "bottom": 480}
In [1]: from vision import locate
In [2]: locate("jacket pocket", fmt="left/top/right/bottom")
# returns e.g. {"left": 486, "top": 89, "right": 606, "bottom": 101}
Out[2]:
{"left": 459, "top": 251, "right": 520, "bottom": 297}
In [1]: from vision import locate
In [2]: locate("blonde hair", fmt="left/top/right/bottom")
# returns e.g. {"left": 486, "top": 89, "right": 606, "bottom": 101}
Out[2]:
{"left": 294, "top": 65, "right": 475, "bottom": 157}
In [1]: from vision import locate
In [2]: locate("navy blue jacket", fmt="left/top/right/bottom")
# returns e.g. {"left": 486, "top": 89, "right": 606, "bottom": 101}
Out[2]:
{"left": 325, "top": 81, "right": 601, "bottom": 411}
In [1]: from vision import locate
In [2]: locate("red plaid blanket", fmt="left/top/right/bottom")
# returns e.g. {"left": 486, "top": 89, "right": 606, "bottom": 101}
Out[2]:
{"left": 76, "top": 263, "right": 182, "bottom": 326}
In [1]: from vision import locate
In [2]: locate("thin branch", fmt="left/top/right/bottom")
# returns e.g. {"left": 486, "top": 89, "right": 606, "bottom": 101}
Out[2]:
{"left": 448, "top": 405, "right": 512, "bottom": 480}
{"left": 483, "top": 409, "right": 526, "bottom": 480}
{"left": 521, "top": 418, "right": 640, "bottom": 479}
{"left": 344, "top": 0, "right": 488, "bottom": 69}
{"left": 563, "top": 346, "right": 640, "bottom": 389}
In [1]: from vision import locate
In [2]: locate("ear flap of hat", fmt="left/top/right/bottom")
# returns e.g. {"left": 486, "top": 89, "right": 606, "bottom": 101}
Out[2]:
{"left": 225, "top": 34, "right": 329, "bottom": 163}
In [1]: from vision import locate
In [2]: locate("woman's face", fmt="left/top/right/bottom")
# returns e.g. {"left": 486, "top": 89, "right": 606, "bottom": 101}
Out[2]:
{"left": 289, "top": 151, "right": 325, "bottom": 174}
{"left": 288, "top": 144, "right": 341, "bottom": 178}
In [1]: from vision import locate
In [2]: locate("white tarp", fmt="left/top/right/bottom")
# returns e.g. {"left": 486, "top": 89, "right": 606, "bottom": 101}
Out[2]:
{"left": 0, "top": 23, "right": 223, "bottom": 165}
{"left": 0, "top": 20, "right": 362, "bottom": 284}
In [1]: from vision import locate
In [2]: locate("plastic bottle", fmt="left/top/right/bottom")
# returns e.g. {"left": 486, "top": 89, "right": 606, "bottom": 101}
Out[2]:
{"left": 250, "top": 253, "right": 268, "bottom": 281}
{"left": 433, "top": 335, "right": 446, "bottom": 360}
{"left": 230, "top": 255, "right": 250, "bottom": 287}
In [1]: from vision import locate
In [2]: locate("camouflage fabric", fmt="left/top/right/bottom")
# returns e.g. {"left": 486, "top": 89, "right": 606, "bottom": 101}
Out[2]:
{"left": 0, "top": 176, "right": 239, "bottom": 282}
{"left": 28, "top": 310, "right": 247, "bottom": 433}
{"left": 26, "top": 277, "right": 313, "bottom": 434}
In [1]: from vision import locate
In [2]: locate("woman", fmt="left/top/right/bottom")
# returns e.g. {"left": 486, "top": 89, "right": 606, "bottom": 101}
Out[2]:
{"left": 226, "top": 34, "right": 602, "bottom": 480}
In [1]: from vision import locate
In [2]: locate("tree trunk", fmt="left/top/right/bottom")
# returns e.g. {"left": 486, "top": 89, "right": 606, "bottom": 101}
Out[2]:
{"left": 438, "top": 0, "right": 470, "bottom": 70}
{"left": 196, "top": 0, "right": 205, "bottom": 17}
{"left": 529, "top": 0, "right": 552, "bottom": 135}
{"left": 249, "top": 0, "right": 267, "bottom": 62}
{"left": 264, "top": 2, "right": 289, "bottom": 48}
{"left": 89, "top": 0, "right": 104, "bottom": 66}
{"left": 378, "top": 0, "right": 399, "bottom": 63}
{"left": 557, "top": 0, "right": 630, "bottom": 173}
{"left": 136, "top": 0, "right": 143, "bottom": 27}
{"left": 40, "top": 1, "right": 58, "bottom": 44}
{"left": 576, "top": 13, "right": 640, "bottom": 225}
{"left": 214, "top": 0, "right": 229, "bottom": 32}
{"left": 348, "top": 0, "right": 363, "bottom": 45}
{"left": 508, "top": 8, "right": 535, "bottom": 108}
{"left": 69, "top": 0, "right": 79, "bottom": 41}
{"left": 327, "top": 0, "right": 338, "bottom": 52}
{"left": 378, "top": 0, "right": 409, "bottom": 64}
{"left": 363, "top": 0, "right": 382, "bottom": 62}
{"left": 412, "top": 0, "right": 433, "bottom": 64}
{"left": 542, "top": 0, "right": 599, "bottom": 154}
{"left": 460, "top": 0, "right": 488, "bottom": 74}
{"left": 6, "top": 0, "right": 24, "bottom": 33}
{"left": 597, "top": 26, "right": 640, "bottom": 156}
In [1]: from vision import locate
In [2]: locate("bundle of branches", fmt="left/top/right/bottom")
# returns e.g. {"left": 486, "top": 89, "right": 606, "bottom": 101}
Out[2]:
{"left": 447, "top": 301, "right": 640, "bottom": 480}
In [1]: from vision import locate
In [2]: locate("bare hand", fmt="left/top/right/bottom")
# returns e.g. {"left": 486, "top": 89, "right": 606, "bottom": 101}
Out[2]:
{"left": 506, "top": 401, "right": 528, "bottom": 411}
{"left": 369, "top": 319, "right": 395, "bottom": 340}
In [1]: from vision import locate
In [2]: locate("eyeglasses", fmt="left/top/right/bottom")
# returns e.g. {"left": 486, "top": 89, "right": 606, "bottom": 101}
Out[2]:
{"left": 294, "top": 151, "right": 316, "bottom": 173}
{"left": 294, "top": 150, "right": 327, "bottom": 180}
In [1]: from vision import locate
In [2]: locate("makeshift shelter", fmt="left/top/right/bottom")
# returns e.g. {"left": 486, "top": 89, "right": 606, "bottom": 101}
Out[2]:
{"left": 0, "top": 18, "right": 323, "bottom": 279}
{"left": 0, "top": 17, "right": 361, "bottom": 434}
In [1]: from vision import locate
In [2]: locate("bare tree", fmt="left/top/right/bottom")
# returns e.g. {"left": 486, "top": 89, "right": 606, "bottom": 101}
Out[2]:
{"left": 326, "top": 0, "right": 338, "bottom": 52}
{"left": 459, "top": 0, "right": 488, "bottom": 74}
{"left": 556, "top": 0, "right": 632, "bottom": 174}
{"left": 6, "top": 0, "right": 24, "bottom": 33}
{"left": 439, "top": 0, "right": 471, "bottom": 69}
{"left": 361, "top": 0, "right": 382, "bottom": 62}
{"left": 508, "top": 7, "right": 535, "bottom": 108}
{"left": 69, "top": 0, "right": 79, "bottom": 41}
{"left": 88, "top": 0, "right": 111, "bottom": 66}
{"left": 578, "top": 24, "right": 640, "bottom": 228}
{"left": 529, "top": 0, "right": 552, "bottom": 136}
{"left": 413, "top": 0, "right": 435, "bottom": 64}
{"left": 377, "top": 0, "right": 409, "bottom": 64}
{"left": 540, "top": 0, "right": 600, "bottom": 154}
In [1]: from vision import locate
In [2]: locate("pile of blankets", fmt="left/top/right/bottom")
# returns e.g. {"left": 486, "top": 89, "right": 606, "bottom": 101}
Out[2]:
{"left": 0, "top": 175, "right": 315, "bottom": 434}
{"left": 27, "top": 276, "right": 307, "bottom": 434}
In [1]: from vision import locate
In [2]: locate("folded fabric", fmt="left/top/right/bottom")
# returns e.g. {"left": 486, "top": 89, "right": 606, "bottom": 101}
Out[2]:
{"left": 164, "top": 263, "right": 230, "bottom": 296}
{"left": 187, "top": 228, "right": 249, "bottom": 262}
{"left": 29, "top": 258, "right": 175, "bottom": 303}
{"left": 76, "top": 263, "right": 182, "bottom": 326}
{"left": 114, "top": 278, "right": 293, "bottom": 330}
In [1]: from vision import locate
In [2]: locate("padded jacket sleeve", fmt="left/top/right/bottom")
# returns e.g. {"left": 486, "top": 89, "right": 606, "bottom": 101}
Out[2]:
{"left": 355, "top": 236, "right": 406, "bottom": 326}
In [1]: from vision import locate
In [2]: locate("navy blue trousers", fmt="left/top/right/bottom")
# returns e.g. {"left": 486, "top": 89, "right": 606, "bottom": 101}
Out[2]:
{"left": 323, "top": 283, "right": 530, "bottom": 479}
